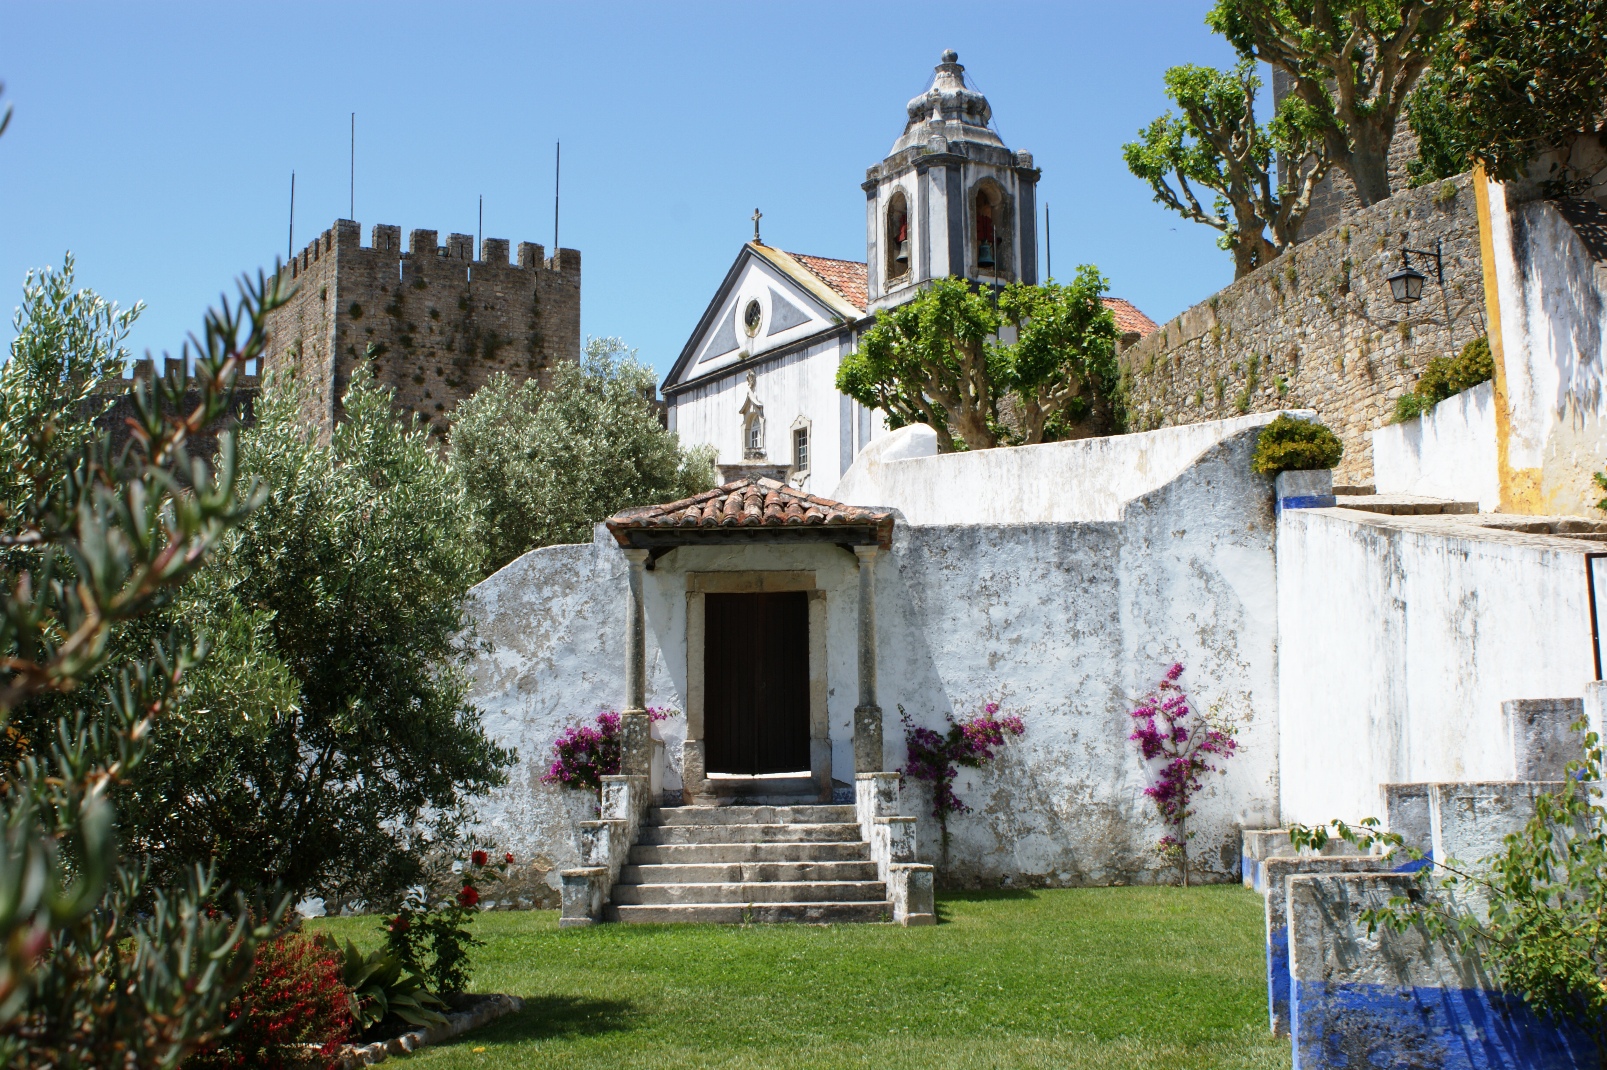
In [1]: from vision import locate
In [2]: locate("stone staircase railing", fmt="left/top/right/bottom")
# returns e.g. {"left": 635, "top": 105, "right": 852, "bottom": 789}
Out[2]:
{"left": 558, "top": 773, "right": 653, "bottom": 928}
{"left": 855, "top": 771, "right": 935, "bottom": 926}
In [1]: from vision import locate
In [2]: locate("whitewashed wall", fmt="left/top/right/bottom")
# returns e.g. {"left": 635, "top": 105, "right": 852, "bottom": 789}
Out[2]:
{"left": 464, "top": 425, "right": 1284, "bottom": 891}
{"left": 1487, "top": 182, "right": 1607, "bottom": 515}
{"left": 1372, "top": 382, "right": 1500, "bottom": 510}
{"left": 834, "top": 411, "right": 1303, "bottom": 523}
{"left": 1277, "top": 508, "right": 1595, "bottom": 828}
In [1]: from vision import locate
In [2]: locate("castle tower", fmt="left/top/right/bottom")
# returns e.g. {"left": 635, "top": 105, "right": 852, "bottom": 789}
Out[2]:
{"left": 863, "top": 50, "right": 1040, "bottom": 312}
{"left": 261, "top": 219, "right": 581, "bottom": 438}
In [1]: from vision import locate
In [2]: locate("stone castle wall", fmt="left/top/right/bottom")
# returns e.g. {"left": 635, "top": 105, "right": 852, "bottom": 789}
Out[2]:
{"left": 263, "top": 220, "right": 581, "bottom": 436}
{"left": 1120, "top": 172, "right": 1485, "bottom": 485}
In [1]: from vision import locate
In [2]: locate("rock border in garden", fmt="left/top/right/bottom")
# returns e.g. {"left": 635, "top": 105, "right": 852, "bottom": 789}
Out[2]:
{"left": 336, "top": 993, "right": 524, "bottom": 1067}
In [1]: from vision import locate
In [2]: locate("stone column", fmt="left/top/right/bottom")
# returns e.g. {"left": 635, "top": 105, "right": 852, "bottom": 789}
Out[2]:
{"left": 853, "top": 545, "right": 884, "bottom": 773}
{"left": 621, "top": 548, "right": 652, "bottom": 777}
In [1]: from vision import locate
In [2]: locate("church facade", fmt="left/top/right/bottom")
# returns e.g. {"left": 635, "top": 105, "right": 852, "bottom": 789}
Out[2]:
{"left": 661, "top": 51, "right": 1153, "bottom": 499}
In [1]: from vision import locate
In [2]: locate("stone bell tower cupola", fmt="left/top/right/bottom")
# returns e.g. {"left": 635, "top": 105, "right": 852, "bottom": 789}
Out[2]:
{"left": 864, "top": 50, "right": 1040, "bottom": 313}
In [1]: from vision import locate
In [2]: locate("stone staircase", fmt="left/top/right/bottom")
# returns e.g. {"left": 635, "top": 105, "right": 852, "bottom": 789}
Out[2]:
{"left": 605, "top": 803, "right": 894, "bottom": 923}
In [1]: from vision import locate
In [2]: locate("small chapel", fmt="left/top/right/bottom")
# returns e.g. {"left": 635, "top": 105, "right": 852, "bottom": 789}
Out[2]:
{"left": 661, "top": 50, "right": 1156, "bottom": 498}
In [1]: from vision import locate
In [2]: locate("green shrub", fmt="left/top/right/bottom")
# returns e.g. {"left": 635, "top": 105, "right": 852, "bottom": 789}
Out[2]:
{"left": 1391, "top": 335, "right": 1493, "bottom": 423}
{"left": 1251, "top": 414, "right": 1344, "bottom": 474}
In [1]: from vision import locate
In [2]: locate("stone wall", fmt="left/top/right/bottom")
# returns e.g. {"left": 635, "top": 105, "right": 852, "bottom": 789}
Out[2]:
{"left": 262, "top": 220, "right": 580, "bottom": 436}
{"left": 1121, "top": 173, "right": 1485, "bottom": 485}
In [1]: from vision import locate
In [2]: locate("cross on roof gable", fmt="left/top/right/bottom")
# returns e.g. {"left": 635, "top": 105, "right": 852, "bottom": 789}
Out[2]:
{"left": 607, "top": 478, "right": 895, "bottom": 551}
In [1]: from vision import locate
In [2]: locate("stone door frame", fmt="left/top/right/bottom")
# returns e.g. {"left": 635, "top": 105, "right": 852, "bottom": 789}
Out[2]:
{"left": 682, "top": 570, "right": 830, "bottom": 803}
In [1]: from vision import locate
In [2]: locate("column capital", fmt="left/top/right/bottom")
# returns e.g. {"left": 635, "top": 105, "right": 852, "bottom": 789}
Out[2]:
{"left": 621, "top": 547, "right": 650, "bottom": 565}
{"left": 853, "top": 544, "right": 880, "bottom": 562}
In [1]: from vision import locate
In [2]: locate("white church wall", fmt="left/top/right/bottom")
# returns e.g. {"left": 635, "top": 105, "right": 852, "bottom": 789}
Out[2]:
{"left": 1277, "top": 507, "right": 1594, "bottom": 830}
{"left": 669, "top": 332, "right": 882, "bottom": 499}
{"left": 834, "top": 411, "right": 1301, "bottom": 524}
{"left": 1371, "top": 382, "right": 1500, "bottom": 510}
{"left": 463, "top": 427, "right": 1284, "bottom": 892}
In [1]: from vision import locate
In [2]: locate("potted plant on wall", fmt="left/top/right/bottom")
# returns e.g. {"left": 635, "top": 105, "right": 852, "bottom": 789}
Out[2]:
{"left": 1252, "top": 413, "right": 1343, "bottom": 510}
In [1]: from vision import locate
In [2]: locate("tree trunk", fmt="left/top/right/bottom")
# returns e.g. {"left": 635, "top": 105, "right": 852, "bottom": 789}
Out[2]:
{"left": 1339, "top": 132, "right": 1396, "bottom": 208}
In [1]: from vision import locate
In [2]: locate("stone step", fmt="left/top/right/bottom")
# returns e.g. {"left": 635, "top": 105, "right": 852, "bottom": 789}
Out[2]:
{"left": 628, "top": 841, "right": 871, "bottom": 865}
{"left": 650, "top": 805, "right": 856, "bottom": 827}
{"left": 607, "top": 901, "right": 893, "bottom": 925}
{"left": 636, "top": 822, "right": 863, "bottom": 846}
{"left": 611, "top": 880, "right": 888, "bottom": 905}
{"left": 620, "top": 860, "right": 879, "bottom": 884}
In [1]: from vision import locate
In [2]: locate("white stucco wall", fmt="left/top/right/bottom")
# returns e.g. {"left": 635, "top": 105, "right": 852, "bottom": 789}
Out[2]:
{"left": 1487, "top": 182, "right": 1607, "bottom": 515}
{"left": 833, "top": 410, "right": 1304, "bottom": 524}
{"left": 1371, "top": 381, "right": 1500, "bottom": 510}
{"left": 464, "top": 423, "right": 1284, "bottom": 891}
{"left": 1277, "top": 507, "right": 1595, "bottom": 828}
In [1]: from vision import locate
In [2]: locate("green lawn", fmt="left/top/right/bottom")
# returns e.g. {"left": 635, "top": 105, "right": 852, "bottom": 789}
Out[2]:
{"left": 311, "top": 886, "right": 1290, "bottom": 1069}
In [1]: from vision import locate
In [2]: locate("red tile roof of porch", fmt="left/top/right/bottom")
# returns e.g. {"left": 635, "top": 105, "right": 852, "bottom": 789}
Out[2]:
{"left": 606, "top": 478, "right": 894, "bottom": 548}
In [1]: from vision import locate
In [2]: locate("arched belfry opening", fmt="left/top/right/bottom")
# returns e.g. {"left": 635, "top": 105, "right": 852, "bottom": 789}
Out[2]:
{"left": 973, "top": 181, "right": 1010, "bottom": 282}
{"left": 885, "top": 192, "right": 910, "bottom": 284}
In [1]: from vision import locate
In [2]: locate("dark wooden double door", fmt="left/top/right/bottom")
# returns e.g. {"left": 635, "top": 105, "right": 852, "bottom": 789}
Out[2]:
{"left": 704, "top": 592, "right": 810, "bottom": 775}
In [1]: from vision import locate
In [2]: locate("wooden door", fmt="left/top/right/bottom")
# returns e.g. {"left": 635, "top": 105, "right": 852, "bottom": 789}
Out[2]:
{"left": 703, "top": 591, "right": 810, "bottom": 774}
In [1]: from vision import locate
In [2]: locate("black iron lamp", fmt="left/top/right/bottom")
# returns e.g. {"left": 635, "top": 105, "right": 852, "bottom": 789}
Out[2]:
{"left": 1387, "top": 241, "right": 1443, "bottom": 304}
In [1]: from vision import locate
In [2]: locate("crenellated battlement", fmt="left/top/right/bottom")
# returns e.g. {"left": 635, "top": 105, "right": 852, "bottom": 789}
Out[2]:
{"left": 277, "top": 219, "right": 580, "bottom": 282}
{"left": 262, "top": 216, "right": 582, "bottom": 438}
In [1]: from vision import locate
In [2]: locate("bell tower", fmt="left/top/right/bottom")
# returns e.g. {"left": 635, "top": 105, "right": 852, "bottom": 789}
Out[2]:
{"left": 863, "top": 50, "right": 1040, "bottom": 313}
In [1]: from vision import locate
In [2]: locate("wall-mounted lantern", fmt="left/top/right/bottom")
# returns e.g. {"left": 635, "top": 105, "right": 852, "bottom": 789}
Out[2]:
{"left": 1387, "top": 241, "right": 1443, "bottom": 304}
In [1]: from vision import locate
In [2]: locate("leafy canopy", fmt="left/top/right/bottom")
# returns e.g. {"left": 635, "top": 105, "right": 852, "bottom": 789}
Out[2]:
{"left": 117, "top": 367, "right": 514, "bottom": 910}
{"left": 1407, "top": 0, "right": 1607, "bottom": 187}
{"left": 450, "top": 337, "right": 715, "bottom": 573}
{"left": 1, "top": 253, "right": 288, "bottom": 1068}
{"left": 1209, "top": 0, "right": 1463, "bottom": 206}
{"left": 837, "top": 273, "right": 1123, "bottom": 453}
{"left": 1124, "top": 60, "right": 1331, "bottom": 277}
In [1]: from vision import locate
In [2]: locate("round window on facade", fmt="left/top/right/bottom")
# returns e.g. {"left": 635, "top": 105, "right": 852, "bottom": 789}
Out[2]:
{"left": 743, "top": 299, "right": 762, "bottom": 336}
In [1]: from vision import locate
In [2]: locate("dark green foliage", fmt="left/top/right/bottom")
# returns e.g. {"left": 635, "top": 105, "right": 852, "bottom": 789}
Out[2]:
{"left": 1292, "top": 723, "right": 1607, "bottom": 1056}
{"left": 837, "top": 273, "right": 1125, "bottom": 452}
{"left": 1250, "top": 413, "right": 1344, "bottom": 474}
{"left": 0, "top": 254, "right": 288, "bottom": 1067}
{"left": 450, "top": 337, "right": 716, "bottom": 573}
{"left": 118, "top": 367, "right": 513, "bottom": 910}
{"left": 1391, "top": 335, "right": 1493, "bottom": 422}
{"left": 1123, "top": 60, "right": 1331, "bottom": 276}
{"left": 1406, "top": 0, "right": 1607, "bottom": 186}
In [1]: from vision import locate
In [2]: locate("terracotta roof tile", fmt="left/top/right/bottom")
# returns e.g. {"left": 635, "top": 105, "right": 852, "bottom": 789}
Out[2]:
{"left": 786, "top": 253, "right": 869, "bottom": 313}
{"left": 1102, "top": 297, "right": 1158, "bottom": 338}
{"left": 607, "top": 478, "right": 894, "bottom": 548}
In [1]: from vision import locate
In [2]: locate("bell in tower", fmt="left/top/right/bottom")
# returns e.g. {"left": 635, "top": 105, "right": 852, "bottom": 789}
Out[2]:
{"left": 862, "top": 50, "right": 1040, "bottom": 312}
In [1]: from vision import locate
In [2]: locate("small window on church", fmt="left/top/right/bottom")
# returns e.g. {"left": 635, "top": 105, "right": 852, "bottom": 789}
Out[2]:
{"left": 744, "top": 411, "right": 765, "bottom": 459}
{"left": 886, "top": 192, "right": 910, "bottom": 282}
{"left": 743, "top": 299, "right": 762, "bottom": 336}
{"left": 793, "top": 426, "right": 809, "bottom": 472}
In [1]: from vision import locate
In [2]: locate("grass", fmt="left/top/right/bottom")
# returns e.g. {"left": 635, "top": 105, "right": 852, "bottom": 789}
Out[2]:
{"left": 310, "top": 886, "right": 1290, "bottom": 1070}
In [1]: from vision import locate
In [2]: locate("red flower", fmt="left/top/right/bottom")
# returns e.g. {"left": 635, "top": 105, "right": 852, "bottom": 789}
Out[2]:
{"left": 458, "top": 884, "right": 480, "bottom": 908}
{"left": 471, "top": 849, "right": 488, "bottom": 867}
{"left": 504, "top": 852, "right": 515, "bottom": 865}
{"left": 389, "top": 914, "right": 410, "bottom": 933}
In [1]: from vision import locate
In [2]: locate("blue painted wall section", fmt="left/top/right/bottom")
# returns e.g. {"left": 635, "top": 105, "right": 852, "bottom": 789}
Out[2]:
{"left": 1291, "top": 981, "right": 1598, "bottom": 1069}
{"left": 1267, "top": 924, "right": 1290, "bottom": 1035}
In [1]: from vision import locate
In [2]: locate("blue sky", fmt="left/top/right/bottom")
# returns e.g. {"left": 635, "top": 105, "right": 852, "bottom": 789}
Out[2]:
{"left": 0, "top": 2, "right": 1241, "bottom": 381}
